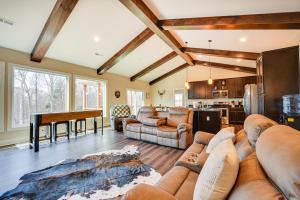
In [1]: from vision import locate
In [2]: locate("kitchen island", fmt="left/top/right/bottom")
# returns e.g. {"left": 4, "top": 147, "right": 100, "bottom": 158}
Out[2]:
{"left": 193, "top": 108, "right": 222, "bottom": 134}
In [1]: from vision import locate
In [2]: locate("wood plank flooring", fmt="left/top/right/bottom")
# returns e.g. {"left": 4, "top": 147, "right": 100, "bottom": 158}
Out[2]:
{"left": 0, "top": 128, "right": 184, "bottom": 196}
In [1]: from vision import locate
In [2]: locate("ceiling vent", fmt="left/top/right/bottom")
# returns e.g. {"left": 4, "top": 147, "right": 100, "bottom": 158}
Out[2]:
{"left": 0, "top": 17, "right": 14, "bottom": 26}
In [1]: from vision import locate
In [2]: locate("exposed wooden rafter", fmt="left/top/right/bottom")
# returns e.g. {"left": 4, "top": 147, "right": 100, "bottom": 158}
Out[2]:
{"left": 149, "top": 63, "right": 189, "bottom": 85}
{"left": 160, "top": 12, "right": 300, "bottom": 30}
{"left": 97, "top": 28, "right": 154, "bottom": 75}
{"left": 119, "top": 0, "right": 194, "bottom": 66}
{"left": 194, "top": 60, "right": 256, "bottom": 74}
{"left": 183, "top": 47, "right": 260, "bottom": 60}
{"left": 130, "top": 51, "right": 177, "bottom": 81}
{"left": 31, "top": 0, "right": 79, "bottom": 62}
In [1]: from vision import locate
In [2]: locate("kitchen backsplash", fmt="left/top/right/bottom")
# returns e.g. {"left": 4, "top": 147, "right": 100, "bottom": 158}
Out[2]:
{"left": 187, "top": 98, "right": 243, "bottom": 107}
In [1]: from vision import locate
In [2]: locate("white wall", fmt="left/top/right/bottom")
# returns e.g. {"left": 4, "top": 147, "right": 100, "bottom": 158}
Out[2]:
{"left": 151, "top": 65, "right": 255, "bottom": 107}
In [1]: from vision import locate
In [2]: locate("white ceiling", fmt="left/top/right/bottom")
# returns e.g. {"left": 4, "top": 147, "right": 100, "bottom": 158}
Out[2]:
{"left": 143, "top": 0, "right": 300, "bottom": 19}
{"left": 0, "top": 0, "right": 300, "bottom": 83}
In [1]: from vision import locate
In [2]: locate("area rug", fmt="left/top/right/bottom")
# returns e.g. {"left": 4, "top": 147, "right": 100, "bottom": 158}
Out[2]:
{"left": 0, "top": 145, "right": 161, "bottom": 200}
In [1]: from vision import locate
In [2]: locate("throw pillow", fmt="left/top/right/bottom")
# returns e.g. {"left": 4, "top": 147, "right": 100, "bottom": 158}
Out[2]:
{"left": 206, "top": 127, "right": 235, "bottom": 153}
{"left": 193, "top": 139, "right": 240, "bottom": 200}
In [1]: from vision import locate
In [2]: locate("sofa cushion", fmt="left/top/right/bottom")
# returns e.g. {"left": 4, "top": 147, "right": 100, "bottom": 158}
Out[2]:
{"left": 234, "top": 130, "right": 254, "bottom": 161}
{"left": 256, "top": 125, "right": 300, "bottom": 200}
{"left": 206, "top": 127, "right": 235, "bottom": 153}
{"left": 167, "top": 107, "right": 189, "bottom": 127}
{"left": 137, "top": 106, "right": 155, "bottom": 122}
{"left": 193, "top": 139, "right": 239, "bottom": 200}
{"left": 243, "top": 114, "right": 277, "bottom": 147}
{"left": 228, "top": 152, "right": 284, "bottom": 200}
{"left": 141, "top": 125, "right": 157, "bottom": 135}
{"left": 157, "top": 126, "right": 178, "bottom": 139}
{"left": 175, "top": 170, "right": 199, "bottom": 200}
{"left": 156, "top": 166, "right": 190, "bottom": 195}
{"left": 126, "top": 123, "right": 142, "bottom": 133}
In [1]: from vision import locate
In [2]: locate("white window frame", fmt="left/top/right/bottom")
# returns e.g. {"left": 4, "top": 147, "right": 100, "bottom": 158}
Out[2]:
{"left": 74, "top": 75, "right": 107, "bottom": 117}
{"left": 0, "top": 62, "right": 5, "bottom": 132}
{"left": 173, "top": 88, "right": 185, "bottom": 107}
{"left": 127, "top": 88, "right": 145, "bottom": 115}
{"left": 10, "top": 64, "right": 70, "bottom": 130}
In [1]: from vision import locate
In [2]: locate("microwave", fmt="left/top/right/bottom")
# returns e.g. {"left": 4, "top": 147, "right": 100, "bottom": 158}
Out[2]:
{"left": 212, "top": 90, "right": 229, "bottom": 98}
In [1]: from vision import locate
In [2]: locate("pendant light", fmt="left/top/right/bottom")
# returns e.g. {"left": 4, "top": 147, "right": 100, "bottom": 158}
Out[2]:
{"left": 208, "top": 40, "right": 213, "bottom": 85}
{"left": 185, "top": 66, "right": 190, "bottom": 89}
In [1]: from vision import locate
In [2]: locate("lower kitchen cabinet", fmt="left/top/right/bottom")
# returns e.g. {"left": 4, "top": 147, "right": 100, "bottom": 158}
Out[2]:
{"left": 229, "top": 107, "right": 246, "bottom": 124}
{"left": 193, "top": 110, "right": 221, "bottom": 134}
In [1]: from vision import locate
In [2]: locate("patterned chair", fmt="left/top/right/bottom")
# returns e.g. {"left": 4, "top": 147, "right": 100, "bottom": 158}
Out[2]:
{"left": 110, "top": 104, "right": 131, "bottom": 132}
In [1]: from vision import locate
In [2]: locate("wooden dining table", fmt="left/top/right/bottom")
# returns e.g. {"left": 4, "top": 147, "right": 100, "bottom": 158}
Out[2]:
{"left": 29, "top": 110, "right": 103, "bottom": 152}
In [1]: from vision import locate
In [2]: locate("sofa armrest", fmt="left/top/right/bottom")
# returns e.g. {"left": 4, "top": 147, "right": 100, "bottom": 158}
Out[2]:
{"left": 194, "top": 131, "right": 215, "bottom": 145}
{"left": 123, "top": 118, "right": 140, "bottom": 125}
{"left": 141, "top": 117, "right": 166, "bottom": 127}
{"left": 122, "top": 184, "right": 176, "bottom": 200}
{"left": 177, "top": 123, "right": 192, "bottom": 134}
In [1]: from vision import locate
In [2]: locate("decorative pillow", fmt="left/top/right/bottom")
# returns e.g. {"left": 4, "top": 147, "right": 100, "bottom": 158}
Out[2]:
{"left": 234, "top": 130, "right": 254, "bottom": 161}
{"left": 193, "top": 139, "right": 240, "bottom": 200}
{"left": 206, "top": 127, "right": 235, "bottom": 153}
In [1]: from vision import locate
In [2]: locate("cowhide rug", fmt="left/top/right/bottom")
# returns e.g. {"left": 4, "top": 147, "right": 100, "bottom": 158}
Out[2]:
{"left": 0, "top": 145, "right": 161, "bottom": 200}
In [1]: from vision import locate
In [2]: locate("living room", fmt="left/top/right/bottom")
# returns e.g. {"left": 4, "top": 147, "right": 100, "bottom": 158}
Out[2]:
{"left": 0, "top": 0, "right": 300, "bottom": 200}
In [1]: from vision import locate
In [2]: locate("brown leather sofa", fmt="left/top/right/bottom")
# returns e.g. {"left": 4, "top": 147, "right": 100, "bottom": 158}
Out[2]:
{"left": 123, "top": 106, "right": 193, "bottom": 149}
{"left": 123, "top": 114, "right": 300, "bottom": 200}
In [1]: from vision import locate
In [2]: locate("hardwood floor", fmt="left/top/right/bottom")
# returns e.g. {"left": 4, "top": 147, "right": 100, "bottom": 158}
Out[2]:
{"left": 0, "top": 128, "right": 184, "bottom": 196}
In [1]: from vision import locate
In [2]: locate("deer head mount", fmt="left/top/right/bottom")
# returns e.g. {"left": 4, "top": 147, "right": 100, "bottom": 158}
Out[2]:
{"left": 158, "top": 90, "right": 166, "bottom": 97}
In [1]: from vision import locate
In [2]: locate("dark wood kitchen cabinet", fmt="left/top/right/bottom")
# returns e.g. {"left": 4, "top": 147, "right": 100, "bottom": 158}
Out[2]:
{"left": 193, "top": 110, "right": 221, "bottom": 134}
{"left": 229, "top": 107, "right": 246, "bottom": 124}
{"left": 257, "top": 45, "right": 300, "bottom": 122}
{"left": 188, "top": 76, "right": 256, "bottom": 99}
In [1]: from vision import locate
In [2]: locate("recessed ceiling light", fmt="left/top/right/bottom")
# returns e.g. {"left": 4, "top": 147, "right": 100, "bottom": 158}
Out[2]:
{"left": 94, "top": 36, "right": 101, "bottom": 42}
{"left": 236, "top": 59, "right": 241, "bottom": 62}
{"left": 239, "top": 37, "right": 247, "bottom": 42}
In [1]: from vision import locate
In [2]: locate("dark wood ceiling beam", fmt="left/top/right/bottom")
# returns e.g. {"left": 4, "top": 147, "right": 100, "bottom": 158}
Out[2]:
{"left": 194, "top": 60, "right": 256, "bottom": 74}
{"left": 130, "top": 51, "right": 177, "bottom": 81}
{"left": 97, "top": 28, "right": 153, "bottom": 74}
{"left": 160, "top": 12, "right": 300, "bottom": 30}
{"left": 183, "top": 47, "right": 260, "bottom": 60}
{"left": 119, "top": 0, "right": 194, "bottom": 66}
{"left": 149, "top": 63, "right": 189, "bottom": 85}
{"left": 31, "top": 0, "right": 79, "bottom": 62}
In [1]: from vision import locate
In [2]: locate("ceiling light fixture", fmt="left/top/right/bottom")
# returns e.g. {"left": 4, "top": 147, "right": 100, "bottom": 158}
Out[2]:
{"left": 94, "top": 36, "right": 101, "bottom": 42}
{"left": 185, "top": 66, "right": 190, "bottom": 90}
{"left": 208, "top": 40, "right": 213, "bottom": 85}
{"left": 239, "top": 37, "right": 247, "bottom": 42}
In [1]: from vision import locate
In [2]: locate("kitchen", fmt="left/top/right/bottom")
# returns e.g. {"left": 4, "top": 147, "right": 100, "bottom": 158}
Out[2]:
{"left": 187, "top": 76, "right": 257, "bottom": 134}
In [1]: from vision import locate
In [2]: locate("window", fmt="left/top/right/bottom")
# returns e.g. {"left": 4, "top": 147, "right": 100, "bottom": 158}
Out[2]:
{"left": 0, "top": 62, "right": 4, "bottom": 132}
{"left": 127, "top": 89, "right": 144, "bottom": 115}
{"left": 75, "top": 78, "right": 106, "bottom": 116}
{"left": 12, "top": 67, "right": 69, "bottom": 128}
{"left": 174, "top": 89, "right": 185, "bottom": 107}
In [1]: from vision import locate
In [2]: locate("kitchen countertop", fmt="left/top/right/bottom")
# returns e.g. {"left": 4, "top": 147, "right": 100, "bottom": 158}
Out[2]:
{"left": 193, "top": 108, "right": 221, "bottom": 112}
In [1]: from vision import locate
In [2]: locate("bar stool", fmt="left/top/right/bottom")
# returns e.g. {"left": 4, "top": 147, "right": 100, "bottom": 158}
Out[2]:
{"left": 53, "top": 121, "right": 70, "bottom": 141}
{"left": 71, "top": 119, "right": 87, "bottom": 137}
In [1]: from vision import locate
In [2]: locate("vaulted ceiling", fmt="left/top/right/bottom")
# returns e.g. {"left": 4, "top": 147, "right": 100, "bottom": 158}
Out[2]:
{"left": 1, "top": 0, "right": 300, "bottom": 84}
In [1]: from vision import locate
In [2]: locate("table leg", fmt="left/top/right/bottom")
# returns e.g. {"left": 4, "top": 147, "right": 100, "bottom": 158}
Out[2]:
{"left": 34, "top": 123, "right": 40, "bottom": 152}
{"left": 94, "top": 117, "right": 97, "bottom": 134}
{"left": 29, "top": 123, "right": 33, "bottom": 149}
{"left": 101, "top": 112, "right": 103, "bottom": 135}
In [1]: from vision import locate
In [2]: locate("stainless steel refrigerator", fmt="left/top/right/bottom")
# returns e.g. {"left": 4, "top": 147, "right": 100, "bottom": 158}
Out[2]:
{"left": 243, "top": 84, "right": 258, "bottom": 116}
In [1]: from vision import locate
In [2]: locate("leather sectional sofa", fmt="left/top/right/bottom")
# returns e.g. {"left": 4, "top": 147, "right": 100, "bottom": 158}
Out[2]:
{"left": 123, "top": 106, "right": 193, "bottom": 149}
{"left": 122, "top": 114, "right": 300, "bottom": 200}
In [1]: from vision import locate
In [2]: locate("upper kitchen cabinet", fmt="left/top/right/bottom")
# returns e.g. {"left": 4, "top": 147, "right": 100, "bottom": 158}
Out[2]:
{"left": 188, "top": 76, "right": 257, "bottom": 99}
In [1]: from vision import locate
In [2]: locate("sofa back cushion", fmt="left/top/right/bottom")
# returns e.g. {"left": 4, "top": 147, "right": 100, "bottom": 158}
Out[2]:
{"left": 137, "top": 106, "right": 155, "bottom": 122}
{"left": 256, "top": 125, "right": 300, "bottom": 200}
{"left": 228, "top": 152, "right": 284, "bottom": 200}
{"left": 167, "top": 107, "right": 190, "bottom": 127}
{"left": 243, "top": 114, "right": 277, "bottom": 147}
{"left": 193, "top": 139, "right": 239, "bottom": 200}
{"left": 234, "top": 130, "right": 254, "bottom": 161}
